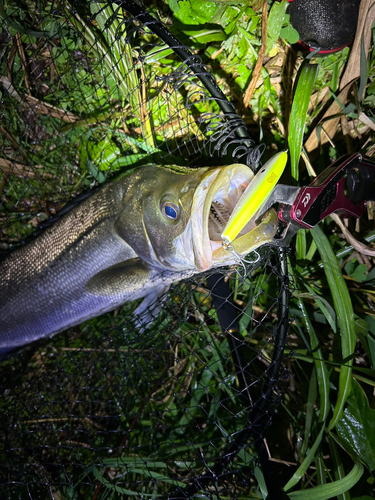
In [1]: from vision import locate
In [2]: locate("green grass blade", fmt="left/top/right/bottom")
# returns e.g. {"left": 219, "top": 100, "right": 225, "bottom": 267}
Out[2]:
{"left": 311, "top": 226, "right": 356, "bottom": 430}
{"left": 284, "top": 424, "right": 325, "bottom": 492}
{"left": 327, "top": 436, "right": 351, "bottom": 500}
{"left": 289, "top": 259, "right": 330, "bottom": 421}
{"left": 298, "top": 291, "right": 337, "bottom": 334}
{"left": 92, "top": 466, "right": 147, "bottom": 496}
{"left": 288, "top": 63, "right": 318, "bottom": 180}
{"left": 315, "top": 455, "right": 327, "bottom": 486}
{"left": 306, "top": 238, "right": 317, "bottom": 261}
{"left": 358, "top": 31, "right": 368, "bottom": 100}
{"left": 300, "top": 368, "right": 318, "bottom": 458}
{"left": 287, "top": 461, "right": 364, "bottom": 500}
{"left": 254, "top": 466, "right": 268, "bottom": 499}
{"left": 296, "top": 229, "right": 307, "bottom": 260}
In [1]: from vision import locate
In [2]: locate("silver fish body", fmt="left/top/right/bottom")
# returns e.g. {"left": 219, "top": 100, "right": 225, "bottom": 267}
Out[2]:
{"left": 0, "top": 164, "right": 278, "bottom": 353}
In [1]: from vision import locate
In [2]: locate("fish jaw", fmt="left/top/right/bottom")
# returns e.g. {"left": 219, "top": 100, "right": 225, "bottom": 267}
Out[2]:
{"left": 187, "top": 164, "right": 278, "bottom": 272}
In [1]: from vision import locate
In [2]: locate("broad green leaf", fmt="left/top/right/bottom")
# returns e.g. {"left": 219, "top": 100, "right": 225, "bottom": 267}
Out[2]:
{"left": 166, "top": 0, "right": 180, "bottom": 12}
{"left": 287, "top": 461, "right": 364, "bottom": 500}
{"left": 220, "top": 5, "right": 242, "bottom": 34}
{"left": 86, "top": 139, "right": 120, "bottom": 170}
{"left": 364, "top": 266, "right": 375, "bottom": 282}
{"left": 366, "top": 315, "right": 375, "bottom": 335}
{"left": 350, "top": 265, "right": 369, "bottom": 282}
{"left": 85, "top": 161, "right": 107, "bottom": 184}
{"left": 354, "top": 317, "right": 370, "bottom": 335}
{"left": 311, "top": 226, "right": 356, "bottom": 430}
{"left": 280, "top": 25, "right": 299, "bottom": 44}
{"left": 172, "top": 0, "right": 223, "bottom": 25}
{"left": 111, "top": 154, "right": 150, "bottom": 167}
{"left": 266, "top": 0, "right": 288, "bottom": 54}
{"left": 345, "top": 259, "right": 368, "bottom": 282}
{"left": 344, "top": 258, "right": 356, "bottom": 275}
{"left": 289, "top": 63, "right": 318, "bottom": 180}
{"left": 336, "top": 379, "right": 375, "bottom": 472}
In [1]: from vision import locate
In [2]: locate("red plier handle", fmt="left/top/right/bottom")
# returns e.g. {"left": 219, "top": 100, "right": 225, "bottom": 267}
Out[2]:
{"left": 265, "top": 153, "right": 375, "bottom": 247}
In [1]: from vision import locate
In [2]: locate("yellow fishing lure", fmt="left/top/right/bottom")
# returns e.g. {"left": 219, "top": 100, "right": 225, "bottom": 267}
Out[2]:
{"left": 221, "top": 151, "right": 288, "bottom": 245}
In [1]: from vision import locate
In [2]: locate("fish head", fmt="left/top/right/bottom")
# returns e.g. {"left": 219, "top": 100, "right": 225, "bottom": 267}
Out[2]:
{"left": 141, "top": 165, "right": 208, "bottom": 269}
{"left": 116, "top": 165, "right": 207, "bottom": 270}
{"left": 116, "top": 164, "right": 278, "bottom": 273}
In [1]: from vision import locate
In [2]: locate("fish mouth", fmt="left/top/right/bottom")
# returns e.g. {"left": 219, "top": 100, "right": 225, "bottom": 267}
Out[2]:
{"left": 191, "top": 164, "right": 278, "bottom": 272}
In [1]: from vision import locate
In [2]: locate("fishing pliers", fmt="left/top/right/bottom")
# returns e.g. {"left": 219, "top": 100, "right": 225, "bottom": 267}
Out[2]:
{"left": 262, "top": 152, "right": 375, "bottom": 247}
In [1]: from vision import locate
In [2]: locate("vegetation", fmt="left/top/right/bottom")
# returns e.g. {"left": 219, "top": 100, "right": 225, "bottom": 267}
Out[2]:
{"left": 0, "top": 0, "right": 375, "bottom": 498}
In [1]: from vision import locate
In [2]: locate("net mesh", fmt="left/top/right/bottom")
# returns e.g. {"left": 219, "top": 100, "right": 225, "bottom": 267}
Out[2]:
{"left": 0, "top": 1, "right": 290, "bottom": 498}
{"left": 1, "top": 252, "right": 290, "bottom": 499}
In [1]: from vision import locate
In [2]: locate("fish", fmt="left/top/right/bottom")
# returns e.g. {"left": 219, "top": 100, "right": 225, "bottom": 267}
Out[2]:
{"left": 0, "top": 163, "right": 278, "bottom": 355}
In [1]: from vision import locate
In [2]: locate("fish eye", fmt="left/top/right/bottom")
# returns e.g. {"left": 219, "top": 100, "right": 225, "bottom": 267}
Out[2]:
{"left": 160, "top": 201, "right": 180, "bottom": 221}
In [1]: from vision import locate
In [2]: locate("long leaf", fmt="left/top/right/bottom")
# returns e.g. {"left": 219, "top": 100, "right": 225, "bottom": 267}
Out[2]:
{"left": 289, "top": 63, "right": 318, "bottom": 180}
{"left": 284, "top": 425, "right": 325, "bottom": 492}
{"left": 287, "top": 461, "right": 364, "bottom": 500}
{"left": 297, "top": 291, "right": 337, "bottom": 334}
{"left": 311, "top": 226, "right": 356, "bottom": 430}
{"left": 328, "top": 436, "right": 351, "bottom": 500}
{"left": 301, "top": 368, "right": 318, "bottom": 458}
{"left": 289, "top": 259, "right": 330, "bottom": 421}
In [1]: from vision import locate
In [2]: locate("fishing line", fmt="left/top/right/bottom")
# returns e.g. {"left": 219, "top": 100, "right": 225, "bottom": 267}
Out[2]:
{"left": 223, "top": 240, "right": 261, "bottom": 278}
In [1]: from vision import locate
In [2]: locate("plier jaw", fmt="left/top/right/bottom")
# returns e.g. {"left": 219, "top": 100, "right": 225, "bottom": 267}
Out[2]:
{"left": 263, "top": 153, "right": 375, "bottom": 247}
